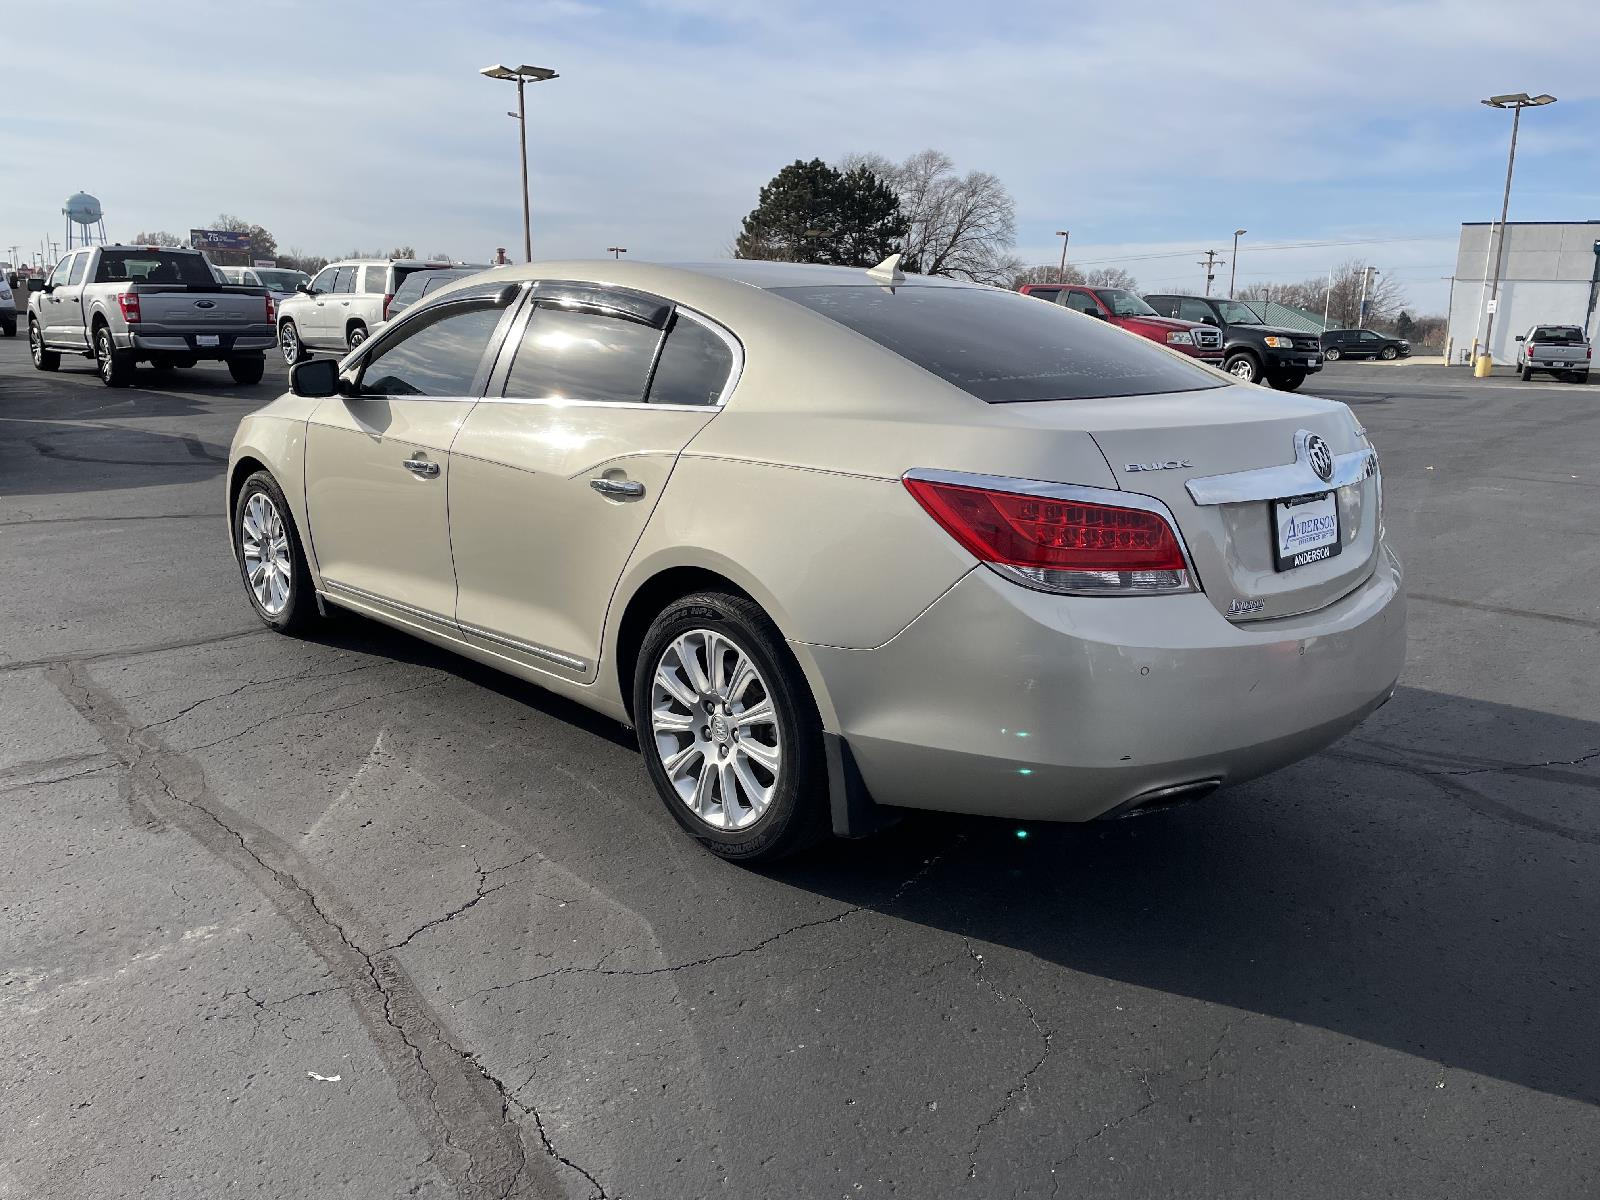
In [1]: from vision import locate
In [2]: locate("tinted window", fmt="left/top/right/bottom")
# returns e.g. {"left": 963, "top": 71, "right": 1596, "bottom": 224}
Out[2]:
{"left": 1144, "top": 295, "right": 1179, "bottom": 318}
{"left": 333, "top": 267, "right": 357, "bottom": 294}
{"left": 359, "top": 304, "right": 504, "bottom": 396}
{"left": 503, "top": 305, "right": 663, "bottom": 403}
{"left": 1062, "top": 289, "right": 1101, "bottom": 316}
{"left": 66, "top": 254, "right": 88, "bottom": 286}
{"left": 310, "top": 267, "right": 337, "bottom": 294}
{"left": 647, "top": 314, "right": 735, "bottom": 406}
{"left": 1531, "top": 325, "right": 1583, "bottom": 342}
{"left": 1025, "top": 288, "right": 1061, "bottom": 303}
{"left": 1177, "top": 299, "right": 1215, "bottom": 325}
{"left": 362, "top": 265, "right": 389, "bottom": 294}
{"left": 776, "top": 285, "right": 1225, "bottom": 403}
{"left": 94, "top": 250, "right": 213, "bottom": 285}
{"left": 1358, "top": 330, "right": 1380, "bottom": 342}
{"left": 1095, "top": 288, "right": 1159, "bottom": 318}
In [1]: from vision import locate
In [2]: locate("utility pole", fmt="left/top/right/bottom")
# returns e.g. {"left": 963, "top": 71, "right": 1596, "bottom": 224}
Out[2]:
{"left": 1198, "top": 250, "right": 1224, "bottom": 296}
{"left": 1055, "top": 230, "right": 1070, "bottom": 283}
{"left": 1477, "top": 92, "right": 1556, "bottom": 373}
{"left": 1229, "top": 229, "right": 1246, "bottom": 298}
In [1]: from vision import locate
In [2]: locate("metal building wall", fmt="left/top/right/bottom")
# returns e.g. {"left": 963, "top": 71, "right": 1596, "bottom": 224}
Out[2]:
{"left": 1445, "top": 221, "right": 1600, "bottom": 364}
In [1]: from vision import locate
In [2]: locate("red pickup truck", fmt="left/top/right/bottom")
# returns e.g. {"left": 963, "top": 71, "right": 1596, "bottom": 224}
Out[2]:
{"left": 1020, "top": 284, "right": 1225, "bottom": 366}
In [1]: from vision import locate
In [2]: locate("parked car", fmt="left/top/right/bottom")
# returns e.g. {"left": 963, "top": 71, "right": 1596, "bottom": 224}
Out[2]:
{"left": 229, "top": 260, "right": 1404, "bottom": 862}
{"left": 1515, "top": 324, "right": 1590, "bottom": 383}
{"left": 215, "top": 265, "right": 312, "bottom": 307}
{"left": 275, "top": 258, "right": 454, "bottom": 362}
{"left": 0, "top": 272, "right": 15, "bottom": 337}
{"left": 1143, "top": 294, "right": 1323, "bottom": 390}
{"left": 380, "top": 266, "right": 482, "bottom": 325}
{"left": 1321, "top": 328, "right": 1410, "bottom": 361}
{"left": 1019, "top": 284, "right": 1224, "bottom": 366}
{"left": 27, "top": 245, "right": 275, "bottom": 386}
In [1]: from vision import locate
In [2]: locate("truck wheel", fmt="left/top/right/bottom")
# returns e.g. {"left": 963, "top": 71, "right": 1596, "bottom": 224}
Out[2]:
{"left": 29, "top": 320, "right": 60, "bottom": 371}
{"left": 93, "top": 324, "right": 135, "bottom": 388}
{"left": 1324, "top": 346, "right": 1342, "bottom": 361}
{"left": 227, "top": 356, "right": 266, "bottom": 386}
{"left": 0, "top": 318, "right": 14, "bottom": 338}
{"left": 1223, "top": 351, "right": 1263, "bottom": 383}
{"left": 279, "top": 320, "right": 308, "bottom": 365}
{"left": 346, "top": 322, "right": 368, "bottom": 351}
{"left": 1269, "top": 369, "right": 1307, "bottom": 392}
{"left": 1520, "top": 365, "right": 1533, "bottom": 382}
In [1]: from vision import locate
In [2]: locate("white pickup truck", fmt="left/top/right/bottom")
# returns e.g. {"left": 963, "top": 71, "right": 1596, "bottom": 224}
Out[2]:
{"left": 25, "top": 245, "right": 276, "bottom": 386}
{"left": 1515, "top": 323, "right": 1590, "bottom": 384}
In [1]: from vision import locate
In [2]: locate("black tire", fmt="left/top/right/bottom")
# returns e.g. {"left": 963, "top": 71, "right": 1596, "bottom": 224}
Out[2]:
{"left": 232, "top": 470, "right": 318, "bottom": 634}
{"left": 1568, "top": 372, "right": 1589, "bottom": 385}
{"left": 1269, "top": 369, "right": 1307, "bottom": 392}
{"left": 633, "top": 591, "right": 829, "bottom": 862}
{"left": 93, "top": 323, "right": 135, "bottom": 388}
{"left": 1379, "top": 346, "right": 1398, "bottom": 361}
{"left": 227, "top": 355, "right": 266, "bottom": 385}
{"left": 29, "top": 320, "right": 59, "bottom": 371}
{"left": 0, "top": 318, "right": 14, "bottom": 338}
{"left": 279, "top": 319, "right": 308, "bottom": 365}
{"left": 1324, "top": 346, "right": 1342, "bottom": 361}
{"left": 346, "top": 322, "right": 368, "bottom": 350}
{"left": 1223, "top": 351, "right": 1263, "bottom": 384}
{"left": 1520, "top": 365, "right": 1533, "bottom": 382}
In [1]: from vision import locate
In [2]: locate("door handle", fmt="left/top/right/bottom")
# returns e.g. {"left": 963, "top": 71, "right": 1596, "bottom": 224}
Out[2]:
{"left": 403, "top": 457, "right": 440, "bottom": 478}
{"left": 590, "top": 477, "right": 644, "bottom": 498}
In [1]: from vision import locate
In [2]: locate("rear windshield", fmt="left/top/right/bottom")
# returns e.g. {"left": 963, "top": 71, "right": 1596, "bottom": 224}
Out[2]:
{"left": 254, "top": 268, "right": 309, "bottom": 291}
{"left": 392, "top": 264, "right": 448, "bottom": 291}
{"left": 96, "top": 251, "right": 216, "bottom": 285}
{"left": 1531, "top": 326, "right": 1584, "bottom": 343}
{"left": 774, "top": 284, "right": 1225, "bottom": 403}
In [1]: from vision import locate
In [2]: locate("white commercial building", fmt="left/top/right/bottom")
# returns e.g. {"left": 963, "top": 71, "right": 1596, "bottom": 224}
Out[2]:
{"left": 1445, "top": 220, "right": 1600, "bottom": 365}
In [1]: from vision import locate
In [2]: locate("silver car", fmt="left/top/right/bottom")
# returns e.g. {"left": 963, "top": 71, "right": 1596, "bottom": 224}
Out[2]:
{"left": 228, "top": 259, "right": 1406, "bottom": 862}
{"left": 216, "top": 265, "right": 311, "bottom": 308}
{"left": 275, "top": 258, "right": 453, "bottom": 361}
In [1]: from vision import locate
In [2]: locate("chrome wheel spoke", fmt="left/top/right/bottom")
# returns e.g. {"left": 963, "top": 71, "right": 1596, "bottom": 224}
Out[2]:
{"left": 738, "top": 737, "right": 780, "bottom": 774}
{"left": 651, "top": 707, "right": 696, "bottom": 734}
{"left": 731, "top": 698, "right": 774, "bottom": 730}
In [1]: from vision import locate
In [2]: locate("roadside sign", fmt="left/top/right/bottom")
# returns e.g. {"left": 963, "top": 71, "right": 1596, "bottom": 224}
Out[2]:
{"left": 1486, "top": 299, "right": 1498, "bottom": 313}
{"left": 253, "top": 259, "right": 276, "bottom": 267}
{"left": 191, "top": 228, "right": 252, "bottom": 252}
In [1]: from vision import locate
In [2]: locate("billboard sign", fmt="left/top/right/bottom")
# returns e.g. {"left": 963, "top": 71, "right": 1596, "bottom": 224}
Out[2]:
{"left": 190, "top": 228, "right": 252, "bottom": 252}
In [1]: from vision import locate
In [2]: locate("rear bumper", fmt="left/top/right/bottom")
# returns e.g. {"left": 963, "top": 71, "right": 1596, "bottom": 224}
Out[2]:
{"left": 128, "top": 328, "right": 275, "bottom": 356}
{"left": 806, "top": 547, "right": 1406, "bottom": 822}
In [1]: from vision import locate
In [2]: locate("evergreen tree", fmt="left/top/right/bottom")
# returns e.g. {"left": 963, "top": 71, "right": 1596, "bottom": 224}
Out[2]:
{"left": 734, "top": 159, "right": 904, "bottom": 266}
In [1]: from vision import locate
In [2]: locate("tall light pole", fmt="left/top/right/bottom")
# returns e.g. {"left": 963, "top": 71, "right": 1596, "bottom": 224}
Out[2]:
{"left": 1228, "top": 229, "right": 1246, "bottom": 299}
{"left": 606, "top": 246, "right": 627, "bottom": 260}
{"left": 480, "top": 64, "right": 559, "bottom": 264}
{"left": 1358, "top": 266, "right": 1379, "bottom": 327}
{"left": 1055, "top": 230, "right": 1070, "bottom": 282}
{"left": 1476, "top": 92, "right": 1556, "bottom": 374}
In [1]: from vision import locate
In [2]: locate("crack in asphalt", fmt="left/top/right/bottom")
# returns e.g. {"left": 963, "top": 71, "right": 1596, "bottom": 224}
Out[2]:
{"left": 963, "top": 937, "right": 1054, "bottom": 1180}
{"left": 46, "top": 657, "right": 576, "bottom": 1200}
{"left": 140, "top": 658, "right": 383, "bottom": 732}
{"left": 385, "top": 852, "right": 542, "bottom": 954}
{"left": 0, "top": 627, "right": 265, "bottom": 675}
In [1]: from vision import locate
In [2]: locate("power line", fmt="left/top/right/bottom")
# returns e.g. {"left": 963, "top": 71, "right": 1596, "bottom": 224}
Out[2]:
{"left": 1066, "top": 233, "right": 1452, "bottom": 269}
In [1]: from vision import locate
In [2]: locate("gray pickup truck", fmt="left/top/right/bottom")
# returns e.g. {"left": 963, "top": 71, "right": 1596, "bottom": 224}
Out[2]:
{"left": 1515, "top": 323, "right": 1590, "bottom": 384}
{"left": 26, "top": 245, "right": 275, "bottom": 386}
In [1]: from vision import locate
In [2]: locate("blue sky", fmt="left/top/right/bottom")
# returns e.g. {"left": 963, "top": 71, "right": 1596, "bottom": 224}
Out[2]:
{"left": 3, "top": 0, "right": 1597, "bottom": 314}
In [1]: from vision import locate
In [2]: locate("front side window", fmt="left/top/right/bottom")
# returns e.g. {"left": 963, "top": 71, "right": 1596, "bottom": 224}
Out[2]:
{"left": 775, "top": 284, "right": 1225, "bottom": 403}
{"left": 503, "top": 305, "right": 663, "bottom": 403}
{"left": 1358, "top": 330, "right": 1380, "bottom": 342}
{"left": 1094, "top": 288, "right": 1159, "bottom": 318}
{"left": 1177, "top": 298, "right": 1215, "bottom": 325}
{"left": 1213, "top": 300, "right": 1261, "bottom": 325}
{"left": 1061, "top": 289, "right": 1102, "bottom": 316}
{"left": 332, "top": 266, "right": 357, "bottom": 294}
{"left": 647, "top": 313, "right": 735, "bottom": 406}
{"left": 310, "top": 267, "right": 337, "bottom": 294}
{"left": 362, "top": 265, "right": 389, "bottom": 294}
{"left": 358, "top": 303, "right": 505, "bottom": 396}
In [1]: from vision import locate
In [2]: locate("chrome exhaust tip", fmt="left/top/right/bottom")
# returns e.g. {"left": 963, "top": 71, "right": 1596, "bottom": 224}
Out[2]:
{"left": 1101, "top": 778, "right": 1223, "bottom": 820}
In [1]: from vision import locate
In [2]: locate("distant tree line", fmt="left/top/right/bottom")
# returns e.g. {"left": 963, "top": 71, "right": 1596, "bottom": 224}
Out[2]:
{"left": 129, "top": 218, "right": 448, "bottom": 276}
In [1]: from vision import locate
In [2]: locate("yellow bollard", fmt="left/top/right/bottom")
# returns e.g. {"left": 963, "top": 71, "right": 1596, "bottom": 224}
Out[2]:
{"left": 1473, "top": 353, "right": 1494, "bottom": 378}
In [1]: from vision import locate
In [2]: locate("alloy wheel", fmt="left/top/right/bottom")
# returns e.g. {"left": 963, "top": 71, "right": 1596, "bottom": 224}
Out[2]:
{"left": 29, "top": 323, "right": 43, "bottom": 365}
{"left": 96, "top": 329, "right": 114, "bottom": 381}
{"left": 1228, "top": 358, "right": 1256, "bottom": 379}
{"left": 280, "top": 323, "right": 300, "bottom": 364}
{"left": 240, "top": 492, "right": 292, "bottom": 615}
{"left": 650, "top": 629, "right": 782, "bottom": 830}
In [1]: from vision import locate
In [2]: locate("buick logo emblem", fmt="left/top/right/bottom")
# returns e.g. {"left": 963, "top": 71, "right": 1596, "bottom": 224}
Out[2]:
{"left": 1303, "top": 433, "right": 1334, "bottom": 482}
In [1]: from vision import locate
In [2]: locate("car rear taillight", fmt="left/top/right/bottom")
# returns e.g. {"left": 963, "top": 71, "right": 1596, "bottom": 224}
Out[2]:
{"left": 382, "top": 293, "right": 394, "bottom": 320}
{"left": 117, "top": 292, "right": 141, "bottom": 323}
{"left": 904, "top": 473, "right": 1194, "bottom": 595}
{"left": 265, "top": 295, "right": 276, "bottom": 324}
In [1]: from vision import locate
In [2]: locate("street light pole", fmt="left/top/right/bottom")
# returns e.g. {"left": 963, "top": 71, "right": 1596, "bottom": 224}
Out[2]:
{"left": 480, "top": 64, "right": 559, "bottom": 264}
{"left": 1358, "top": 266, "right": 1378, "bottom": 327}
{"left": 1229, "top": 229, "right": 1246, "bottom": 299}
{"left": 606, "top": 246, "right": 627, "bottom": 260}
{"left": 1476, "top": 92, "right": 1556, "bottom": 374}
{"left": 1055, "top": 230, "right": 1070, "bottom": 282}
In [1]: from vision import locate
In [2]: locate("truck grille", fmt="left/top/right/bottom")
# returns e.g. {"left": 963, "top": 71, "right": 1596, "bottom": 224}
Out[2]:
{"left": 1193, "top": 327, "right": 1222, "bottom": 349}
{"left": 1293, "top": 336, "right": 1320, "bottom": 352}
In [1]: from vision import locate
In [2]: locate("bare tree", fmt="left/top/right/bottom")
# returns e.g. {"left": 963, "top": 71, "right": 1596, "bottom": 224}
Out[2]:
{"left": 1239, "top": 260, "right": 1406, "bottom": 328}
{"left": 1012, "top": 262, "right": 1084, "bottom": 288}
{"left": 843, "top": 149, "right": 1019, "bottom": 285}
{"left": 131, "top": 230, "right": 185, "bottom": 248}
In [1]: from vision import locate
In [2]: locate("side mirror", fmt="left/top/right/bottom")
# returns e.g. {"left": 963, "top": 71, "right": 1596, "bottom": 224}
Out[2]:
{"left": 289, "top": 358, "right": 341, "bottom": 398}
{"left": 296, "top": 282, "right": 313, "bottom": 295}
{"left": 27, "top": 277, "right": 45, "bottom": 293}
{"left": 1514, "top": 334, "right": 1525, "bottom": 342}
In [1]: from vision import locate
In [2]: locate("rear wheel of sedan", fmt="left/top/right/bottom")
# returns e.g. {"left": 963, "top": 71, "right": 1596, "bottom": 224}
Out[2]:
{"left": 1324, "top": 346, "right": 1342, "bottom": 361}
{"left": 227, "top": 355, "right": 266, "bottom": 385}
{"left": 279, "top": 320, "right": 308, "bottom": 365}
{"left": 1223, "top": 351, "right": 1262, "bottom": 383}
{"left": 29, "top": 320, "right": 59, "bottom": 371}
{"left": 634, "top": 591, "right": 829, "bottom": 862}
{"left": 233, "top": 471, "right": 318, "bottom": 634}
{"left": 94, "top": 324, "right": 135, "bottom": 388}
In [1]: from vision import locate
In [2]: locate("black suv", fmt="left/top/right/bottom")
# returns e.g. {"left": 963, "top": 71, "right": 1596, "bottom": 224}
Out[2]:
{"left": 1320, "top": 328, "right": 1410, "bottom": 361}
{"left": 1142, "top": 294, "right": 1323, "bottom": 390}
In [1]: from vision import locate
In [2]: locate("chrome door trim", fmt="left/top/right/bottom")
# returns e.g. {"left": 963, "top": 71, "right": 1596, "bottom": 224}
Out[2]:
{"left": 1186, "top": 446, "right": 1376, "bottom": 506}
{"left": 456, "top": 621, "right": 589, "bottom": 672}
{"left": 322, "top": 578, "right": 455, "bottom": 628}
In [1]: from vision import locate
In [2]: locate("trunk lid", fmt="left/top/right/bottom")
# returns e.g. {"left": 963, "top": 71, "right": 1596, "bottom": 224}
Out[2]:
{"left": 1010, "top": 385, "right": 1379, "bottom": 621}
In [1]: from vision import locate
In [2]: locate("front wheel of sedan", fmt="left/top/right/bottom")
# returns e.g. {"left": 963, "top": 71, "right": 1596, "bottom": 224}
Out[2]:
{"left": 634, "top": 592, "right": 829, "bottom": 862}
{"left": 233, "top": 471, "right": 318, "bottom": 634}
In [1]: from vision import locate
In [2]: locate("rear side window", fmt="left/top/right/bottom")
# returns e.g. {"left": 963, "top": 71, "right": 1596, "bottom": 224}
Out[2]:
{"left": 94, "top": 251, "right": 213, "bottom": 285}
{"left": 775, "top": 285, "right": 1224, "bottom": 403}
{"left": 332, "top": 267, "right": 357, "bottom": 294}
{"left": 362, "top": 265, "right": 388, "bottom": 294}
{"left": 359, "top": 303, "right": 505, "bottom": 397}
{"left": 503, "top": 305, "right": 663, "bottom": 403}
{"left": 647, "top": 313, "right": 735, "bottom": 406}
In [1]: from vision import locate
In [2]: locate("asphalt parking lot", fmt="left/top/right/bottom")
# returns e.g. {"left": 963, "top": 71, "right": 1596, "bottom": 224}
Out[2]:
{"left": 2, "top": 340, "right": 1596, "bottom": 1199}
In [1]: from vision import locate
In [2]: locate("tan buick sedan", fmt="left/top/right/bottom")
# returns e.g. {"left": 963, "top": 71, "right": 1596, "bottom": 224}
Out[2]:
{"left": 227, "top": 259, "right": 1405, "bottom": 861}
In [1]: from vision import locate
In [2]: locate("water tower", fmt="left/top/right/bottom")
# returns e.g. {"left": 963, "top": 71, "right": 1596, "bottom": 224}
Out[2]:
{"left": 63, "top": 191, "right": 107, "bottom": 251}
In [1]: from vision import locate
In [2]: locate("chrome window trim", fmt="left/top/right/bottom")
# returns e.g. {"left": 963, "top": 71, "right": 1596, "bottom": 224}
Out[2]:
{"left": 902, "top": 467, "right": 1200, "bottom": 594}
{"left": 1186, "top": 445, "right": 1376, "bottom": 506}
